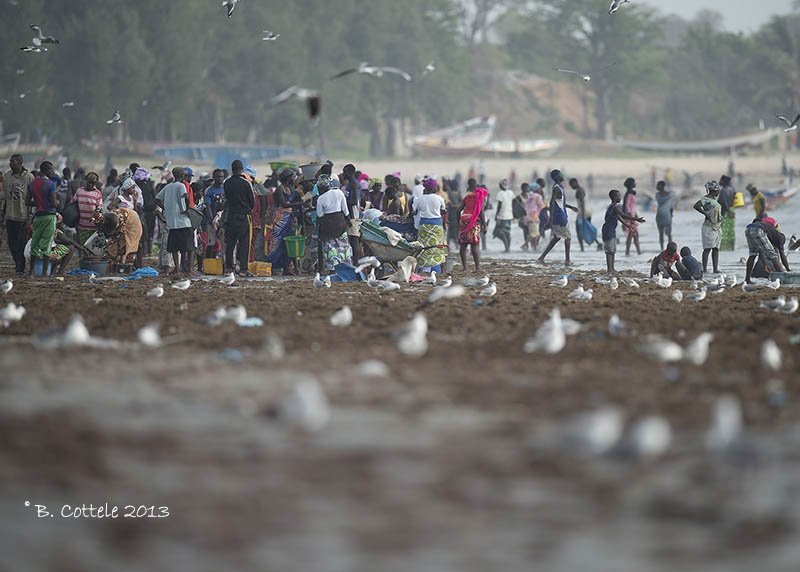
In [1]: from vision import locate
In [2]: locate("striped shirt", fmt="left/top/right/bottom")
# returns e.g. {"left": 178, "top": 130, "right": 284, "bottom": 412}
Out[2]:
{"left": 73, "top": 187, "right": 103, "bottom": 229}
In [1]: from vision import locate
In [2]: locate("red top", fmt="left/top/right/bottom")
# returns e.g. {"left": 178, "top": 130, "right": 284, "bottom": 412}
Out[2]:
{"left": 661, "top": 251, "right": 680, "bottom": 268}
{"left": 183, "top": 181, "right": 195, "bottom": 208}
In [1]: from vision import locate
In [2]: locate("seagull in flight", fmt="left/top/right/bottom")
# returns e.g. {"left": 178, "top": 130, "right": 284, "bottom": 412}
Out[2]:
{"left": 62, "top": 101, "right": 75, "bottom": 107}
{"left": 421, "top": 61, "right": 435, "bottom": 78}
{"left": 262, "top": 30, "right": 280, "bottom": 41}
{"left": 20, "top": 46, "right": 47, "bottom": 53}
{"left": 609, "top": 0, "right": 631, "bottom": 15}
{"left": 776, "top": 113, "right": 800, "bottom": 132}
{"left": 30, "top": 25, "right": 59, "bottom": 46}
{"left": 330, "top": 62, "right": 413, "bottom": 82}
{"left": 271, "top": 86, "right": 321, "bottom": 119}
{"left": 553, "top": 62, "right": 617, "bottom": 83}
{"left": 152, "top": 160, "right": 172, "bottom": 172}
{"left": 107, "top": 110, "right": 122, "bottom": 124}
{"left": 222, "top": 0, "right": 238, "bottom": 18}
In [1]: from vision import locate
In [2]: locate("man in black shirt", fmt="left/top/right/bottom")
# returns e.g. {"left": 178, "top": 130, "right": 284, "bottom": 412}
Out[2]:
{"left": 224, "top": 160, "right": 255, "bottom": 276}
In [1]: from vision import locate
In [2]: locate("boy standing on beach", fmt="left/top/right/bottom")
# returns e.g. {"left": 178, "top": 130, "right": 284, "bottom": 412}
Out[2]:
{"left": 538, "top": 170, "right": 578, "bottom": 266}
{"left": 601, "top": 189, "right": 645, "bottom": 275}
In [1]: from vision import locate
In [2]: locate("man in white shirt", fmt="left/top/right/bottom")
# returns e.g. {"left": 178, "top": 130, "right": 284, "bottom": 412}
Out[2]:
{"left": 493, "top": 178, "right": 514, "bottom": 253}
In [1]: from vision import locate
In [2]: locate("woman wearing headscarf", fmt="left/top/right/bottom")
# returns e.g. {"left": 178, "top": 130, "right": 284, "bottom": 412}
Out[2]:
{"left": 457, "top": 178, "right": 488, "bottom": 272}
{"left": 622, "top": 177, "right": 641, "bottom": 256}
{"left": 267, "top": 168, "right": 303, "bottom": 275}
{"left": 90, "top": 206, "right": 143, "bottom": 272}
{"left": 315, "top": 175, "right": 352, "bottom": 273}
{"left": 414, "top": 178, "right": 448, "bottom": 272}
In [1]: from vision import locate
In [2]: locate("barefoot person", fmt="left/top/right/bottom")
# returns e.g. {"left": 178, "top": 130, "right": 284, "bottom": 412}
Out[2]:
{"left": 601, "top": 189, "right": 645, "bottom": 275}
{"left": 622, "top": 177, "right": 642, "bottom": 256}
{"left": 492, "top": 178, "right": 514, "bottom": 253}
{"left": 655, "top": 180, "right": 674, "bottom": 251}
{"left": 457, "top": 179, "right": 488, "bottom": 272}
{"left": 538, "top": 170, "right": 578, "bottom": 266}
{"left": 650, "top": 241, "right": 687, "bottom": 280}
{"left": 693, "top": 180, "right": 722, "bottom": 275}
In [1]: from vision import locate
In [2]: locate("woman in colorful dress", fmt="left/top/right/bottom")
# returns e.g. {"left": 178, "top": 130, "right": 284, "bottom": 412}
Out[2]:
{"left": 693, "top": 180, "right": 723, "bottom": 274}
{"left": 524, "top": 182, "right": 546, "bottom": 251}
{"left": 91, "top": 207, "right": 143, "bottom": 272}
{"left": 622, "top": 177, "right": 641, "bottom": 256}
{"left": 315, "top": 175, "right": 352, "bottom": 273}
{"left": 457, "top": 178, "right": 488, "bottom": 272}
{"left": 414, "top": 178, "right": 448, "bottom": 272}
{"left": 267, "top": 169, "right": 303, "bottom": 275}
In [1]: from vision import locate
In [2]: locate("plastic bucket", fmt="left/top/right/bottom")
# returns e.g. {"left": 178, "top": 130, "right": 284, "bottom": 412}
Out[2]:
{"left": 79, "top": 258, "right": 109, "bottom": 275}
{"left": 283, "top": 236, "right": 306, "bottom": 258}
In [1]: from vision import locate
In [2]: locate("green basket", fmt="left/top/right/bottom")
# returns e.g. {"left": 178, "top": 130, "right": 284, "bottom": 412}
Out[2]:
{"left": 284, "top": 236, "right": 306, "bottom": 258}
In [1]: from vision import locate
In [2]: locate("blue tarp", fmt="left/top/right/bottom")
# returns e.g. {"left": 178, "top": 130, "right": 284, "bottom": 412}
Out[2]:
{"left": 330, "top": 263, "right": 366, "bottom": 282}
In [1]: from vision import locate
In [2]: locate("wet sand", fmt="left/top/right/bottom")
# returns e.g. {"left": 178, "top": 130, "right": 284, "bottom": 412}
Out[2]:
{"left": 2, "top": 255, "right": 800, "bottom": 571}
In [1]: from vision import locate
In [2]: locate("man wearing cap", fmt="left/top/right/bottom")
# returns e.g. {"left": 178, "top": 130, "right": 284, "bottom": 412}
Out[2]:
{"left": 155, "top": 166, "right": 193, "bottom": 274}
{"left": 224, "top": 160, "right": 255, "bottom": 276}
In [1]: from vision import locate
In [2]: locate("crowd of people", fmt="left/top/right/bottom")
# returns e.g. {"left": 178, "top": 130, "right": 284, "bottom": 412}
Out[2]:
{"left": 0, "top": 155, "right": 794, "bottom": 285}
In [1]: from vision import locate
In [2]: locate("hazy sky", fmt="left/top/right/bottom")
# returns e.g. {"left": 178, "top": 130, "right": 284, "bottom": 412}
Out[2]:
{"left": 638, "top": 0, "right": 795, "bottom": 32}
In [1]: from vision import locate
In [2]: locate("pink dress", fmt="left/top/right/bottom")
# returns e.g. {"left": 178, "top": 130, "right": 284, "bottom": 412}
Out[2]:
{"left": 624, "top": 192, "right": 639, "bottom": 235}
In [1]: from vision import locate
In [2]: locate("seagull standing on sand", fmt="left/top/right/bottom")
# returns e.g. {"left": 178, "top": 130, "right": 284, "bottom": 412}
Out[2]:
{"left": 464, "top": 275, "right": 490, "bottom": 287}
{"left": 421, "top": 271, "right": 437, "bottom": 286}
{"left": 621, "top": 277, "right": 639, "bottom": 288}
{"left": 778, "top": 297, "right": 799, "bottom": 314}
{"left": 706, "top": 395, "right": 742, "bottom": 452}
{"left": 683, "top": 332, "right": 713, "bottom": 366}
{"left": 685, "top": 288, "right": 707, "bottom": 302}
{"left": 761, "top": 340, "right": 782, "bottom": 371}
{"left": 672, "top": 290, "right": 683, "bottom": 302}
{"left": 171, "top": 279, "right": 191, "bottom": 290}
{"left": 523, "top": 308, "right": 566, "bottom": 354}
{"left": 281, "top": 379, "right": 330, "bottom": 432}
{"left": 760, "top": 296, "right": 786, "bottom": 311}
{"left": 568, "top": 284, "right": 585, "bottom": 298}
{"left": 221, "top": 272, "right": 236, "bottom": 286}
{"left": 628, "top": 416, "right": 672, "bottom": 459}
{"left": 776, "top": 113, "right": 800, "bottom": 132}
{"left": 766, "top": 277, "right": 781, "bottom": 290}
{"left": 146, "top": 284, "right": 164, "bottom": 298}
{"left": 330, "top": 306, "right": 353, "bottom": 327}
{"left": 428, "top": 284, "right": 465, "bottom": 304}
{"left": 138, "top": 324, "right": 161, "bottom": 347}
{"left": 397, "top": 313, "right": 429, "bottom": 357}
{"left": 0, "top": 280, "right": 12, "bottom": 294}
{"left": 479, "top": 282, "right": 497, "bottom": 297}
{"left": 313, "top": 272, "right": 331, "bottom": 289}
{"left": 608, "top": 314, "right": 625, "bottom": 337}
{"left": 550, "top": 275, "right": 568, "bottom": 288}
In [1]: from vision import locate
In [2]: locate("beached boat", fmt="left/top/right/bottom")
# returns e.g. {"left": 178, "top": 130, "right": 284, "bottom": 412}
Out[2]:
{"left": 411, "top": 116, "right": 496, "bottom": 156}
